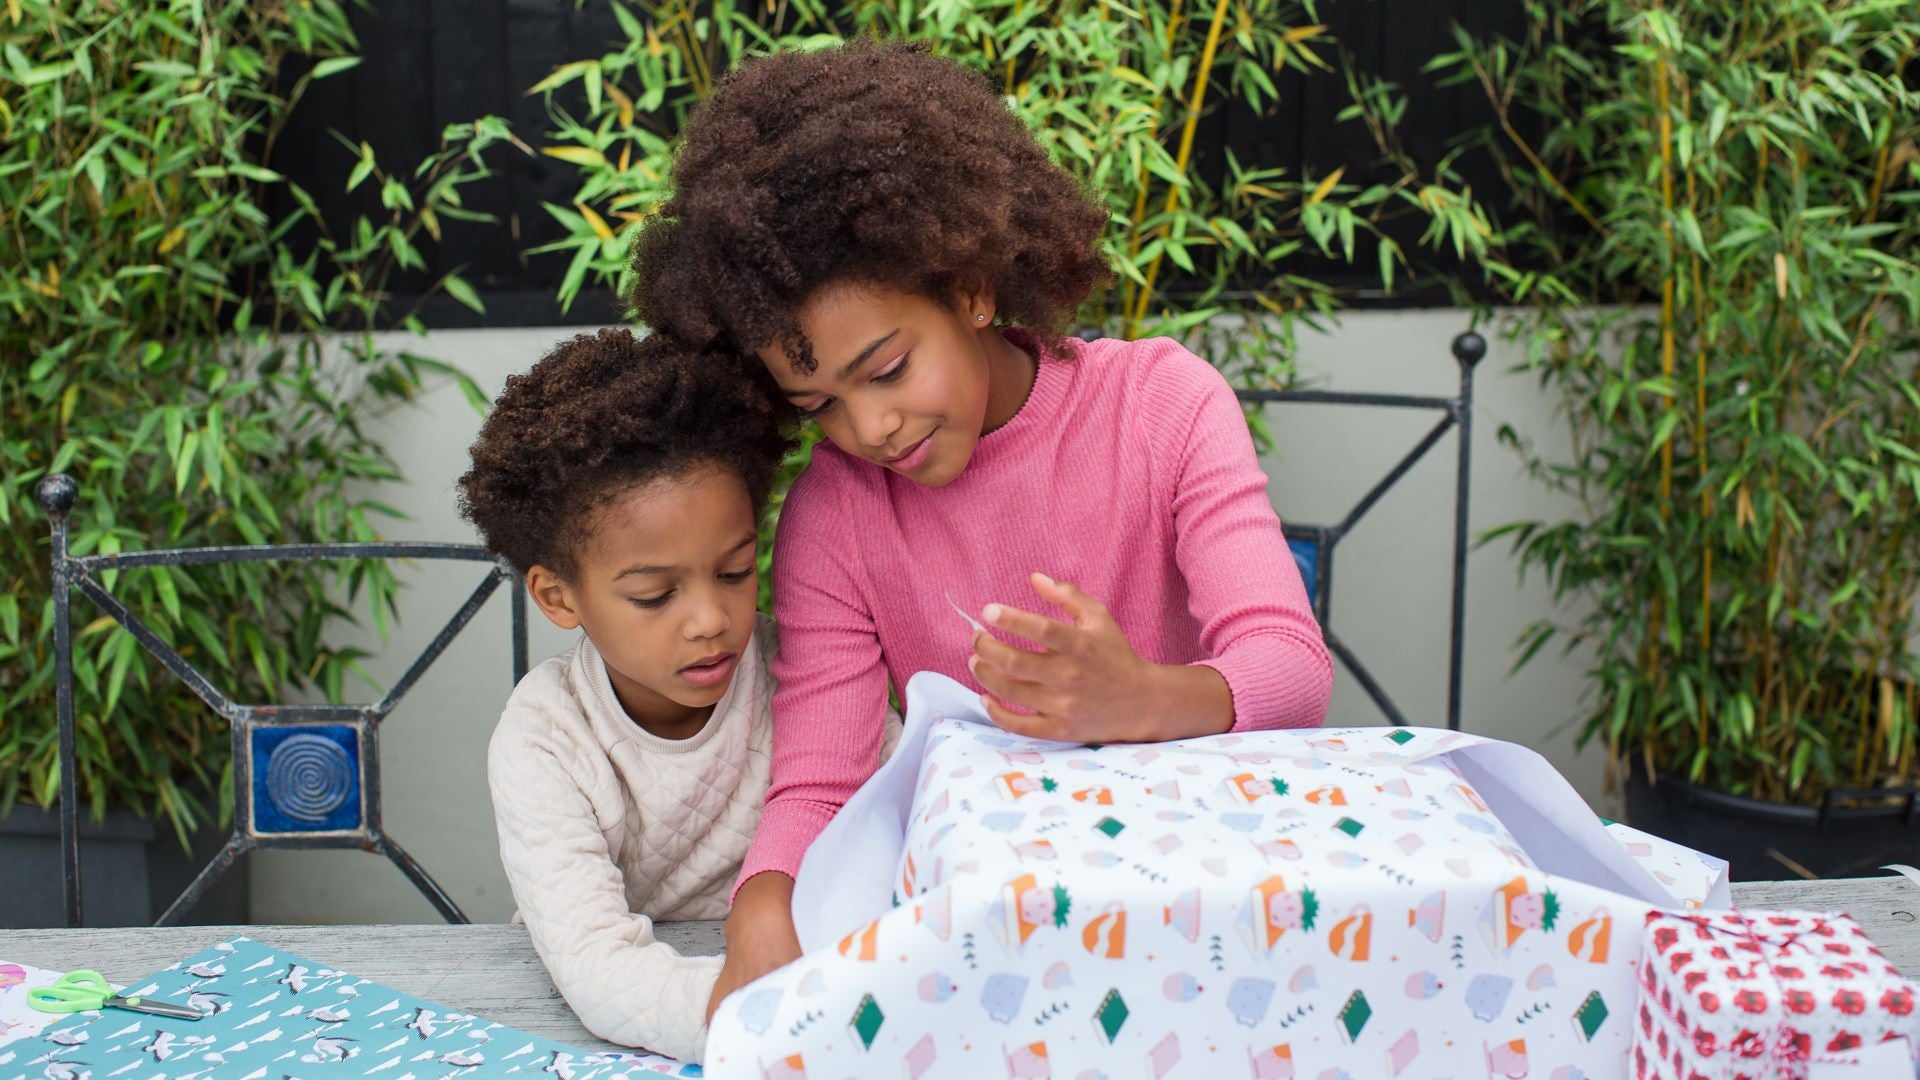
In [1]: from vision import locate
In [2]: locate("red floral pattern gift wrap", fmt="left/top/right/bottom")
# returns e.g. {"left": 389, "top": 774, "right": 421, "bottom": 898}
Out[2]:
{"left": 1633, "top": 909, "right": 1920, "bottom": 1079}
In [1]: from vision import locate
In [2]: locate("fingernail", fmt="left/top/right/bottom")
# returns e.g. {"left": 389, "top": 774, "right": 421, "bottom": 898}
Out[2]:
{"left": 982, "top": 603, "right": 1002, "bottom": 623}
{"left": 1034, "top": 572, "right": 1054, "bottom": 586}
{"left": 967, "top": 655, "right": 978, "bottom": 673}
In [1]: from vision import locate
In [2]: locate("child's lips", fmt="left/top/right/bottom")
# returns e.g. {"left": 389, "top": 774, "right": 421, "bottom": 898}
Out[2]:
{"left": 678, "top": 652, "right": 738, "bottom": 688}
{"left": 884, "top": 431, "right": 936, "bottom": 471}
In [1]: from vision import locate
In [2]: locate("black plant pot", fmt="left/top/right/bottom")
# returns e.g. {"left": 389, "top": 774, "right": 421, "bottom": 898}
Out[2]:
{"left": 1624, "top": 766, "right": 1920, "bottom": 881}
{"left": 0, "top": 802, "right": 249, "bottom": 928}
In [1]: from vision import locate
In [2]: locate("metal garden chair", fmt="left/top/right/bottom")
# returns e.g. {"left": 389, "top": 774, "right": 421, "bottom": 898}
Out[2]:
{"left": 33, "top": 472, "right": 528, "bottom": 928}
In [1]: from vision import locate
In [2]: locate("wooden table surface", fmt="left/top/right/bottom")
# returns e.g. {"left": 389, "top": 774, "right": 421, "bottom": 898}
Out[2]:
{"left": 3, "top": 879, "right": 1916, "bottom": 1056}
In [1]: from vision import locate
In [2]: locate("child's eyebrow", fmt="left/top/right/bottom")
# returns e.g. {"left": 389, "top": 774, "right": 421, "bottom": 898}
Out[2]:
{"left": 832, "top": 329, "right": 900, "bottom": 380}
{"left": 777, "top": 330, "right": 900, "bottom": 397}
{"left": 615, "top": 563, "right": 675, "bottom": 579}
{"left": 612, "top": 536, "right": 753, "bottom": 579}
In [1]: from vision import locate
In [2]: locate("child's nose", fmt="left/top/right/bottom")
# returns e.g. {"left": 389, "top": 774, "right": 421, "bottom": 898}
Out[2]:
{"left": 686, "top": 590, "right": 732, "bottom": 638}
{"left": 850, "top": 403, "right": 902, "bottom": 450}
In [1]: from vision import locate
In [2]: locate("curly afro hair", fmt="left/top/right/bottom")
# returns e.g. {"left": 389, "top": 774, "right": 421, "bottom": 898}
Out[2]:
{"left": 626, "top": 39, "right": 1112, "bottom": 372}
{"left": 457, "top": 328, "right": 791, "bottom": 579}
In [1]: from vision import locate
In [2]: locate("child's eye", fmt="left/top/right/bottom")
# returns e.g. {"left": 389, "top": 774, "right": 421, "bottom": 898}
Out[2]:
{"left": 718, "top": 569, "right": 754, "bottom": 583}
{"left": 799, "top": 397, "right": 835, "bottom": 418}
{"left": 873, "top": 353, "right": 911, "bottom": 383}
{"left": 630, "top": 592, "right": 673, "bottom": 610}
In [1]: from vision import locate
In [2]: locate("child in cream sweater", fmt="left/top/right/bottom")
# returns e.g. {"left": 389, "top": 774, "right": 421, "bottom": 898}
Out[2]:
{"left": 459, "top": 328, "right": 855, "bottom": 1061}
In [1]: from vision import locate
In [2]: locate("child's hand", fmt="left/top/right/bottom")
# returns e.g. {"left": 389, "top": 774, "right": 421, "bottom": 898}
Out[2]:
{"left": 707, "top": 872, "right": 803, "bottom": 1025}
{"left": 969, "top": 572, "right": 1234, "bottom": 742}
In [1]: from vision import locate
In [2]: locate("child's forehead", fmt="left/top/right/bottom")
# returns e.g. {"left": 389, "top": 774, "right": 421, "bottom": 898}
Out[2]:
{"left": 578, "top": 469, "right": 755, "bottom": 566}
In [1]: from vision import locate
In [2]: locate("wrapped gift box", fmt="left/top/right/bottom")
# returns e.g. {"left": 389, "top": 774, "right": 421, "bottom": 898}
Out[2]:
{"left": 706, "top": 674, "right": 1721, "bottom": 1079}
{"left": 1633, "top": 910, "right": 1920, "bottom": 1079}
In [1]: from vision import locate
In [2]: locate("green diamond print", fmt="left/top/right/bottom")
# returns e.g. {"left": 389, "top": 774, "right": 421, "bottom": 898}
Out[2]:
{"left": 1335, "top": 816, "right": 1364, "bottom": 838}
{"left": 1338, "top": 990, "right": 1372, "bottom": 1042}
{"left": 1095, "top": 816, "right": 1125, "bottom": 838}
{"left": 1093, "top": 989, "right": 1129, "bottom": 1043}
{"left": 850, "top": 993, "right": 884, "bottom": 1050}
{"left": 1572, "top": 991, "right": 1608, "bottom": 1041}
{"left": 1386, "top": 730, "right": 1415, "bottom": 745}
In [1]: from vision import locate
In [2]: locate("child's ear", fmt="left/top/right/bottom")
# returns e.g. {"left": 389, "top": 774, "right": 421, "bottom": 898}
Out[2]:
{"left": 525, "top": 565, "right": 582, "bottom": 631}
{"left": 957, "top": 281, "right": 997, "bottom": 327}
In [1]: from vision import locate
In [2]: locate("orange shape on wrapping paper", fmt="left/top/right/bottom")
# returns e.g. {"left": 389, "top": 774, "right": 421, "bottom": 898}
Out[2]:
{"left": 901, "top": 852, "right": 917, "bottom": 899}
{"left": 1226, "top": 773, "right": 1268, "bottom": 804}
{"left": 1329, "top": 905, "right": 1373, "bottom": 961}
{"left": 1247, "top": 1043, "right": 1292, "bottom": 1080}
{"left": 1003, "top": 1040, "right": 1050, "bottom": 1080}
{"left": 1082, "top": 902, "right": 1127, "bottom": 959}
{"left": 1487, "top": 876, "right": 1531, "bottom": 950}
{"left": 838, "top": 918, "right": 880, "bottom": 961}
{"left": 1452, "top": 782, "right": 1491, "bottom": 813}
{"left": 1164, "top": 888, "right": 1203, "bottom": 943}
{"left": 760, "top": 1053, "right": 807, "bottom": 1080}
{"left": 1304, "top": 785, "right": 1348, "bottom": 806}
{"left": 996, "top": 771, "right": 1043, "bottom": 800}
{"left": 1241, "top": 875, "right": 1293, "bottom": 954}
{"left": 1568, "top": 907, "right": 1612, "bottom": 963}
{"left": 916, "top": 886, "right": 953, "bottom": 942}
{"left": 1409, "top": 891, "right": 1446, "bottom": 943}
{"left": 999, "top": 872, "right": 1069, "bottom": 951}
{"left": 1073, "top": 786, "right": 1114, "bottom": 806}
{"left": 1484, "top": 1038, "right": 1528, "bottom": 1079}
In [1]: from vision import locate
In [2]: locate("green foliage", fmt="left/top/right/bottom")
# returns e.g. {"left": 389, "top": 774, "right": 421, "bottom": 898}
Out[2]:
{"left": 1442, "top": 0, "right": 1920, "bottom": 803}
{"left": 519, "top": 0, "right": 1492, "bottom": 593}
{"left": 523, "top": 1, "right": 1490, "bottom": 376}
{"left": 1, "top": 0, "right": 512, "bottom": 844}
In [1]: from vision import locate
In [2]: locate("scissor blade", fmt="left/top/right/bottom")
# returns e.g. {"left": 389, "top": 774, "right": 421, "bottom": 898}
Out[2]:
{"left": 113, "top": 996, "right": 205, "bottom": 1021}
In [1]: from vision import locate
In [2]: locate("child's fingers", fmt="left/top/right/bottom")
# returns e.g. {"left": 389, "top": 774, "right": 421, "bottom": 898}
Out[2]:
{"left": 969, "top": 653, "right": 1054, "bottom": 713}
{"left": 1031, "top": 572, "right": 1109, "bottom": 627}
{"left": 981, "top": 693, "right": 1060, "bottom": 739}
{"left": 981, "top": 602, "right": 1077, "bottom": 651}
{"left": 972, "top": 630, "right": 1054, "bottom": 682}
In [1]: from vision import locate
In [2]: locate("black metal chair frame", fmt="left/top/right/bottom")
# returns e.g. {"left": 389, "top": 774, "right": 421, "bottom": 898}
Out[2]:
{"left": 1235, "top": 329, "right": 1486, "bottom": 730}
{"left": 33, "top": 473, "right": 528, "bottom": 929}
{"left": 32, "top": 329, "right": 1482, "bottom": 928}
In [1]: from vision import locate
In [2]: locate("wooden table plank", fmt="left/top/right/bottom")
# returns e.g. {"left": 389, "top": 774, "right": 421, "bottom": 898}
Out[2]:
{"left": 1731, "top": 877, "right": 1920, "bottom": 972}
{"left": 3, "top": 880, "right": 1917, "bottom": 1057}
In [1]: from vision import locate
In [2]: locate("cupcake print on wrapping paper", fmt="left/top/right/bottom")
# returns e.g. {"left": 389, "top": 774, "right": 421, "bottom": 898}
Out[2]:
{"left": 703, "top": 715, "right": 1685, "bottom": 1080}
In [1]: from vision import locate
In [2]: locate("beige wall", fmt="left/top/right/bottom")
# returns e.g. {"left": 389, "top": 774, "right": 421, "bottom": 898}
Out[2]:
{"left": 249, "top": 309, "right": 1602, "bottom": 924}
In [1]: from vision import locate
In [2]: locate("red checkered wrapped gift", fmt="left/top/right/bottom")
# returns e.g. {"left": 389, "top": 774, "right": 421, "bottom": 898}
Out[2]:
{"left": 1634, "top": 909, "right": 1920, "bottom": 1079}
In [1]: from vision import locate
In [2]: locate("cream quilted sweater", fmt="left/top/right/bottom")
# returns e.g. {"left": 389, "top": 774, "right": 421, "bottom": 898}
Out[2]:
{"left": 486, "top": 615, "right": 777, "bottom": 1062}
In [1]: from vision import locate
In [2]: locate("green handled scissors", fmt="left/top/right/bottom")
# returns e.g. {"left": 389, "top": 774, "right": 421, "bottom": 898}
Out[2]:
{"left": 27, "top": 969, "right": 203, "bottom": 1020}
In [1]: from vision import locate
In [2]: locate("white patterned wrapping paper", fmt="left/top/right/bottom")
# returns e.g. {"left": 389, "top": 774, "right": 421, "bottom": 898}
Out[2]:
{"left": 705, "top": 674, "right": 1717, "bottom": 1080}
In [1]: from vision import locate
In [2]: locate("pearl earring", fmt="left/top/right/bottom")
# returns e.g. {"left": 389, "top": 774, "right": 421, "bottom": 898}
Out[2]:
{"left": 976, "top": 314, "right": 986, "bottom": 322}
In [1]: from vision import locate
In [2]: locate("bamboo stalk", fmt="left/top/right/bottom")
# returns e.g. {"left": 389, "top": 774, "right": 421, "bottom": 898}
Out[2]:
{"left": 1681, "top": 67, "right": 1713, "bottom": 754}
{"left": 1126, "top": 0, "right": 1233, "bottom": 338}
{"left": 1643, "top": 26, "right": 1678, "bottom": 750}
{"left": 1119, "top": 0, "right": 1185, "bottom": 331}
{"left": 1655, "top": 51, "right": 1676, "bottom": 515}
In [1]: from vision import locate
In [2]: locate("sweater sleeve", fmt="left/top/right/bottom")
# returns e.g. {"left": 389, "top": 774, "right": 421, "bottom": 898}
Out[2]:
{"left": 1146, "top": 342, "right": 1333, "bottom": 730}
{"left": 733, "top": 458, "right": 893, "bottom": 898}
{"left": 488, "top": 705, "right": 721, "bottom": 1062}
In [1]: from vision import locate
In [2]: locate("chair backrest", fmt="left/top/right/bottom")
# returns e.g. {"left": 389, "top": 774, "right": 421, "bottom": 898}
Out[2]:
{"left": 1234, "top": 329, "right": 1486, "bottom": 730}
{"left": 33, "top": 473, "right": 528, "bottom": 929}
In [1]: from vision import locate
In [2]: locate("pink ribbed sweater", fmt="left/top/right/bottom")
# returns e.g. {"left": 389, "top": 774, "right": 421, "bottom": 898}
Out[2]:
{"left": 738, "top": 333, "right": 1332, "bottom": 893}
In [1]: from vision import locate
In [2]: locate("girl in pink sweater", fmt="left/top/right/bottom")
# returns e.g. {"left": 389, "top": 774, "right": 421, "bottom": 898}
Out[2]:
{"left": 627, "top": 41, "right": 1333, "bottom": 1018}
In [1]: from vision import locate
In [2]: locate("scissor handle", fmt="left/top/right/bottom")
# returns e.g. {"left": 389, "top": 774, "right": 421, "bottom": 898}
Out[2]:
{"left": 26, "top": 970, "right": 110, "bottom": 1014}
